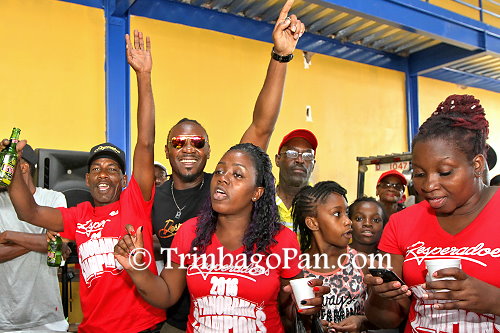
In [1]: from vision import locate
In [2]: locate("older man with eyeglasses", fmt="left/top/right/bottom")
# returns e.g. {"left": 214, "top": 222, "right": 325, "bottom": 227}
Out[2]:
{"left": 375, "top": 170, "right": 407, "bottom": 219}
{"left": 275, "top": 129, "right": 317, "bottom": 230}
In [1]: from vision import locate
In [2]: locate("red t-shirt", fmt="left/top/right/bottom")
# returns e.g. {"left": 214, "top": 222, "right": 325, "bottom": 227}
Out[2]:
{"left": 379, "top": 188, "right": 500, "bottom": 333}
{"left": 170, "top": 217, "right": 302, "bottom": 333}
{"left": 58, "top": 176, "right": 165, "bottom": 333}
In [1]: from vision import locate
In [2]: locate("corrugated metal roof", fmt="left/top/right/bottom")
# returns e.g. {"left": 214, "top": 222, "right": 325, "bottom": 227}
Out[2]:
{"left": 451, "top": 54, "right": 500, "bottom": 79}
{"left": 58, "top": 0, "right": 500, "bottom": 91}
{"left": 172, "top": 0, "right": 499, "bottom": 89}
{"left": 177, "top": 0, "right": 442, "bottom": 56}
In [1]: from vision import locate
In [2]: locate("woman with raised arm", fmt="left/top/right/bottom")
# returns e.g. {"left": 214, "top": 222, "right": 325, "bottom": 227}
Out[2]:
{"left": 364, "top": 94, "right": 500, "bottom": 332}
{"left": 151, "top": 0, "right": 307, "bottom": 331}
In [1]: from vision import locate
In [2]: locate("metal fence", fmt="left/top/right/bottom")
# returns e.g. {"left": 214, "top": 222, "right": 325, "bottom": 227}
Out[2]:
{"left": 424, "top": 0, "right": 499, "bottom": 22}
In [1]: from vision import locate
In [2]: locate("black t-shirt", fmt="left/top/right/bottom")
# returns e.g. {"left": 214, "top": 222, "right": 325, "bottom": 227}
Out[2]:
{"left": 152, "top": 172, "right": 212, "bottom": 330}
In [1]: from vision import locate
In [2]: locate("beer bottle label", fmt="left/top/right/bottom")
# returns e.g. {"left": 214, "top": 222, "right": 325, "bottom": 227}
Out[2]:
{"left": 47, "top": 236, "right": 62, "bottom": 266}
{"left": 0, "top": 156, "right": 16, "bottom": 186}
{"left": 0, "top": 128, "right": 20, "bottom": 187}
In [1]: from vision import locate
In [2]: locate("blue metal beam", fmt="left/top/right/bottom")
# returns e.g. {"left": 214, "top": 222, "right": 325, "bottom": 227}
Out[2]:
{"left": 57, "top": 0, "right": 500, "bottom": 150}
{"left": 310, "top": 0, "right": 500, "bottom": 54}
{"left": 422, "top": 68, "right": 500, "bottom": 93}
{"left": 485, "top": 30, "right": 500, "bottom": 52}
{"left": 405, "top": 68, "right": 419, "bottom": 149}
{"left": 129, "top": 0, "right": 407, "bottom": 71}
{"left": 58, "top": 0, "right": 103, "bottom": 9}
{"left": 105, "top": 0, "right": 131, "bottom": 172}
{"left": 130, "top": 0, "right": 273, "bottom": 43}
{"left": 409, "top": 43, "right": 484, "bottom": 75}
{"left": 113, "top": 0, "right": 137, "bottom": 16}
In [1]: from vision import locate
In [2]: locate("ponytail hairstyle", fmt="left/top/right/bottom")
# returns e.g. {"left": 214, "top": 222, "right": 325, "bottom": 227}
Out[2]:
{"left": 292, "top": 181, "right": 347, "bottom": 253}
{"left": 191, "top": 143, "right": 281, "bottom": 257}
{"left": 412, "top": 94, "right": 489, "bottom": 160}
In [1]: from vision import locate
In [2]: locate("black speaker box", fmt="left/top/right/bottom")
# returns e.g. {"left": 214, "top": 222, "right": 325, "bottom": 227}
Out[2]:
{"left": 35, "top": 149, "right": 93, "bottom": 207}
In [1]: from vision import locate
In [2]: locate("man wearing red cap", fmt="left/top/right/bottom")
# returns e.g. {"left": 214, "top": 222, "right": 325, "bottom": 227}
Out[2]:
{"left": 275, "top": 129, "right": 317, "bottom": 230}
{"left": 375, "top": 170, "right": 407, "bottom": 219}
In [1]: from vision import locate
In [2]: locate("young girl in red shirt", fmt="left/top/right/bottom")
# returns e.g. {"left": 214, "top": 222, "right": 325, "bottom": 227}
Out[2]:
{"left": 293, "top": 181, "right": 377, "bottom": 332}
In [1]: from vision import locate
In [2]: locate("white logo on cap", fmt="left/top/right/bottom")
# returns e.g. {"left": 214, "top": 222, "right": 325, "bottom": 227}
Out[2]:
{"left": 93, "top": 145, "right": 121, "bottom": 155}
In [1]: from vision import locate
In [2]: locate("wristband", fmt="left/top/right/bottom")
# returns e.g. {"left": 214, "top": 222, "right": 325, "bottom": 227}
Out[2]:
{"left": 271, "top": 48, "right": 293, "bottom": 63}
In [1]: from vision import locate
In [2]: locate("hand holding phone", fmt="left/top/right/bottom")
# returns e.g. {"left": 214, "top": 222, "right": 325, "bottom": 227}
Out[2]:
{"left": 368, "top": 268, "right": 405, "bottom": 285}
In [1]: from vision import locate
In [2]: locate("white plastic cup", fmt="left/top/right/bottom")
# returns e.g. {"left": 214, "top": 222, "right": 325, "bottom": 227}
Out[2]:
{"left": 425, "top": 258, "right": 461, "bottom": 282}
{"left": 290, "top": 277, "right": 315, "bottom": 310}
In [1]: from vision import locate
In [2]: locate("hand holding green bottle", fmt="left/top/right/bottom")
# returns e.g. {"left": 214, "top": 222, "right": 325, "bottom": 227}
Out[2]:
{"left": 0, "top": 128, "right": 21, "bottom": 186}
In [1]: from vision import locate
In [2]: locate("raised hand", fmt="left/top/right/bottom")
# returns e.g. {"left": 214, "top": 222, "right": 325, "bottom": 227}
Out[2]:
{"left": 272, "top": 0, "right": 305, "bottom": 56}
{"left": 423, "top": 267, "right": 500, "bottom": 315}
{"left": 126, "top": 30, "right": 152, "bottom": 74}
{"left": 114, "top": 224, "right": 145, "bottom": 271}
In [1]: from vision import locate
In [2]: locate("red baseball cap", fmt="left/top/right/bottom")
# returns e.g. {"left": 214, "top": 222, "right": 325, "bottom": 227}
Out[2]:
{"left": 377, "top": 170, "right": 407, "bottom": 186}
{"left": 278, "top": 129, "right": 318, "bottom": 154}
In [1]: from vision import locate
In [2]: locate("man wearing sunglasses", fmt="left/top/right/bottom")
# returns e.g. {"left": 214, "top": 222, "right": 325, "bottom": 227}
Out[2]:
{"left": 151, "top": 1, "right": 306, "bottom": 331}
{"left": 375, "top": 170, "right": 407, "bottom": 219}
{"left": 275, "top": 129, "right": 317, "bottom": 230}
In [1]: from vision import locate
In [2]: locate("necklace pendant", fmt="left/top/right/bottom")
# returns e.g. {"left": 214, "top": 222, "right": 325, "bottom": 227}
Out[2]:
{"left": 175, "top": 210, "right": 182, "bottom": 219}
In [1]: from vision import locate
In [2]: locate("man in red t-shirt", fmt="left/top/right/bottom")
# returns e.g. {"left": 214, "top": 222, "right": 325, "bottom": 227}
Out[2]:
{"left": 7, "top": 31, "right": 165, "bottom": 333}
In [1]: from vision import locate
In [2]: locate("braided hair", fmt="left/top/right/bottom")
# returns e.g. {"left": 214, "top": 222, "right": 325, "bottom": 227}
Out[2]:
{"left": 412, "top": 94, "right": 489, "bottom": 160}
{"left": 191, "top": 143, "right": 281, "bottom": 256}
{"left": 292, "top": 181, "right": 347, "bottom": 253}
{"left": 348, "top": 196, "right": 388, "bottom": 225}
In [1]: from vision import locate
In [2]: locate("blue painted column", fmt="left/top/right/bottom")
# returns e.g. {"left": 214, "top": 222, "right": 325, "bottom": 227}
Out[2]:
{"left": 405, "top": 67, "right": 419, "bottom": 151}
{"left": 105, "top": 0, "right": 131, "bottom": 173}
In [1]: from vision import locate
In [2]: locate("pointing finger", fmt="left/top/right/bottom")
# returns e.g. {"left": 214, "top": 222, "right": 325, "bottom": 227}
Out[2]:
{"left": 278, "top": 0, "right": 294, "bottom": 22}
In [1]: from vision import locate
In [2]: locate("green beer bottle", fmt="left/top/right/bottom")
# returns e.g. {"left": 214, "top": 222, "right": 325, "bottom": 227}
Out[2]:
{"left": 47, "top": 235, "right": 62, "bottom": 267}
{"left": 0, "top": 128, "right": 21, "bottom": 187}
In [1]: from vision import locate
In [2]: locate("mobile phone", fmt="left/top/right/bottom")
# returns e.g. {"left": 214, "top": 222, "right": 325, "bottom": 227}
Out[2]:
{"left": 369, "top": 268, "right": 405, "bottom": 285}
